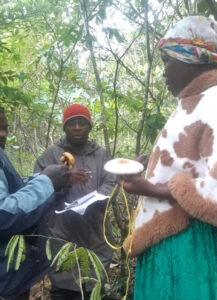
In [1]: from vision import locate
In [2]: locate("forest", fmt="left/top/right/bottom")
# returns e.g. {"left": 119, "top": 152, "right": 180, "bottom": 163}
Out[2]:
{"left": 1, "top": 0, "right": 217, "bottom": 299}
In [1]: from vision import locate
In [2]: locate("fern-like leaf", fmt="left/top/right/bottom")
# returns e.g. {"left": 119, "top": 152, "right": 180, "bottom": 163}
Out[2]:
{"left": 5, "top": 235, "right": 17, "bottom": 256}
{"left": 91, "top": 250, "right": 108, "bottom": 282}
{"left": 60, "top": 247, "right": 90, "bottom": 277}
{"left": 87, "top": 250, "right": 108, "bottom": 282}
{"left": 81, "top": 277, "right": 98, "bottom": 284}
{"left": 6, "top": 235, "right": 19, "bottom": 271}
{"left": 61, "top": 250, "right": 77, "bottom": 271}
{"left": 15, "top": 236, "right": 25, "bottom": 270}
{"left": 46, "top": 239, "right": 52, "bottom": 261}
{"left": 51, "top": 242, "right": 72, "bottom": 271}
{"left": 51, "top": 242, "right": 71, "bottom": 267}
{"left": 56, "top": 243, "right": 72, "bottom": 271}
{"left": 90, "top": 282, "right": 101, "bottom": 300}
{"left": 21, "top": 253, "right": 26, "bottom": 262}
{"left": 76, "top": 247, "right": 90, "bottom": 277}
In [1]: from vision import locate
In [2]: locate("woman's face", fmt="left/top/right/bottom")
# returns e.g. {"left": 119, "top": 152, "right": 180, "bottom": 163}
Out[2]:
{"left": 161, "top": 52, "right": 199, "bottom": 97}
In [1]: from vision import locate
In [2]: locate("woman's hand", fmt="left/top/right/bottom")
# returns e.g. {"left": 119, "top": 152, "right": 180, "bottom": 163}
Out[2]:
{"left": 121, "top": 174, "right": 174, "bottom": 200}
{"left": 120, "top": 174, "right": 149, "bottom": 195}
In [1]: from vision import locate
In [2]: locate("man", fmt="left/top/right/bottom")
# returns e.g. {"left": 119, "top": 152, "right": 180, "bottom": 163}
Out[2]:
{"left": 35, "top": 103, "right": 116, "bottom": 300}
{"left": 0, "top": 107, "right": 73, "bottom": 299}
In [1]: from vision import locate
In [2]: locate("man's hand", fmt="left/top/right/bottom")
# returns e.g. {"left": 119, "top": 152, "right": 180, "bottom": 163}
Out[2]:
{"left": 42, "top": 165, "right": 72, "bottom": 190}
{"left": 70, "top": 168, "right": 92, "bottom": 184}
{"left": 42, "top": 166, "right": 92, "bottom": 190}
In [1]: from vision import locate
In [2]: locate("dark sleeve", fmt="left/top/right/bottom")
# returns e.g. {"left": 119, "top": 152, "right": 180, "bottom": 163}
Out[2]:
{"left": 34, "top": 146, "right": 61, "bottom": 172}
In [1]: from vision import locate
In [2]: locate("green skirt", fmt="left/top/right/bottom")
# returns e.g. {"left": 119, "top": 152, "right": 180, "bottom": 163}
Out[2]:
{"left": 134, "top": 219, "right": 217, "bottom": 300}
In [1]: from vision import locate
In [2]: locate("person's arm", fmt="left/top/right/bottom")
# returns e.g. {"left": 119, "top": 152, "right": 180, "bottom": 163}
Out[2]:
{"left": 124, "top": 117, "right": 217, "bottom": 226}
{"left": 35, "top": 148, "right": 91, "bottom": 184}
{"left": 168, "top": 162, "right": 217, "bottom": 226}
{"left": 123, "top": 174, "right": 173, "bottom": 200}
{"left": 166, "top": 103, "right": 217, "bottom": 226}
{"left": 0, "top": 158, "right": 74, "bottom": 237}
{"left": 0, "top": 169, "right": 54, "bottom": 237}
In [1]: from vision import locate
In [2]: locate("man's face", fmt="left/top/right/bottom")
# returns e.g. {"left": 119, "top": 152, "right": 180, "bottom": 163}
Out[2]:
{"left": 64, "top": 116, "right": 91, "bottom": 147}
{"left": 0, "top": 113, "right": 9, "bottom": 149}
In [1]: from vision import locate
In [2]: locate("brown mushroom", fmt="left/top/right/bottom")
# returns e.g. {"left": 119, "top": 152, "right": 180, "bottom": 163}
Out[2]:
{"left": 60, "top": 152, "right": 75, "bottom": 170}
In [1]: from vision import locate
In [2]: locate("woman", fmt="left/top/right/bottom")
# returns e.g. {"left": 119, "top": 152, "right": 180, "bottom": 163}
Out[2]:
{"left": 123, "top": 16, "right": 217, "bottom": 300}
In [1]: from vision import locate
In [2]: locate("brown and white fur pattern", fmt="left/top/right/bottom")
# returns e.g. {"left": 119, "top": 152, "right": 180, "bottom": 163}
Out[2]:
{"left": 124, "top": 70, "right": 217, "bottom": 257}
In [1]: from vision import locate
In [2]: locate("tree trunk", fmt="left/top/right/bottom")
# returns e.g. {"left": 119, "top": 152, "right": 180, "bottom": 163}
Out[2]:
{"left": 79, "top": 0, "right": 111, "bottom": 157}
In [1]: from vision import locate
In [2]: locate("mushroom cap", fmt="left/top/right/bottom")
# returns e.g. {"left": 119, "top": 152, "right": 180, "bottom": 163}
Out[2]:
{"left": 104, "top": 158, "right": 144, "bottom": 175}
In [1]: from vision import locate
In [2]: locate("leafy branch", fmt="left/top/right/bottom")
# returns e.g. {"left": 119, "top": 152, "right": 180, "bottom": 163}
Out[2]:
{"left": 5, "top": 235, "right": 108, "bottom": 300}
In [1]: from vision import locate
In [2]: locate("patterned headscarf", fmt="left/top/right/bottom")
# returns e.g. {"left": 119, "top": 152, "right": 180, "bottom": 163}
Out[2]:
{"left": 158, "top": 16, "right": 217, "bottom": 64}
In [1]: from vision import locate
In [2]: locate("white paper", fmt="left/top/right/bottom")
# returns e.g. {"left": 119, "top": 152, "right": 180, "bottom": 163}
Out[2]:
{"left": 55, "top": 190, "right": 109, "bottom": 215}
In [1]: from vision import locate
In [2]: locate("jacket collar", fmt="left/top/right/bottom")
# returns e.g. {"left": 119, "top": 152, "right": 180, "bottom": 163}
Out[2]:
{"left": 57, "top": 136, "right": 99, "bottom": 155}
{"left": 179, "top": 69, "right": 217, "bottom": 99}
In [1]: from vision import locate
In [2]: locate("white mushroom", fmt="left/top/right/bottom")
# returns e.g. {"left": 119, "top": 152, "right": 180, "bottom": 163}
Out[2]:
{"left": 104, "top": 158, "right": 144, "bottom": 175}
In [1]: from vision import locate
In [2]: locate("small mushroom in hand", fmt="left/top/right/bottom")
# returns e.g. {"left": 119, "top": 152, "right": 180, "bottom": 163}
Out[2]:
{"left": 60, "top": 152, "right": 75, "bottom": 170}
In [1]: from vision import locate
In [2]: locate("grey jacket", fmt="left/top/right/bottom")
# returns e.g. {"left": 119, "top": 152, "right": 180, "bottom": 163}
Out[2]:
{"left": 34, "top": 137, "right": 115, "bottom": 291}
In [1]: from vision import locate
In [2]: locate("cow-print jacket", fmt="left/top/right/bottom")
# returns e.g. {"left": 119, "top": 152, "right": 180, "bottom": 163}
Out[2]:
{"left": 124, "top": 69, "right": 217, "bottom": 257}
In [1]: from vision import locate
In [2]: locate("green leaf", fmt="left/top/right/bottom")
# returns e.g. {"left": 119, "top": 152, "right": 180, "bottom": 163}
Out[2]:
{"left": 60, "top": 250, "right": 77, "bottom": 271}
{"left": 51, "top": 242, "right": 72, "bottom": 271}
{"left": 61, "top": 247, "right": 90, "bottom": 277}
{"left": 16, "top": 72, "right": 27, "bottom": 83}
{"left": 146, "top": 114, "right": 157, "bottom": 126}
{"left": 76, "top": 247, "right": 90, "bottom": 277}
{"left": 87, "top": 250, "right": 108, "bottom": 282}
{"left": 5, "top": 235, "right": 19, "bottom": 271}
{"left": 15, "top": 236, "right": 26, "bottom": 270}
{"left": 81, "top": 277, "right": 98, "bottom": 284}
{"left": 90, "top": 282, "right": 101, "bottom": 300}
{"left": 198, "top": 0, "right": 209, "bottom": 13}
{"left": 46, "top": 239, "right": 52, "bottom": 261}
{"left": 98, "top": 5, "right": 106, "bottom": 20}
{"left": 0, "top": 73, "right": 8, "bottom": 85}
{"left": 5, "top": 235, "right": 16, "bottom": 256}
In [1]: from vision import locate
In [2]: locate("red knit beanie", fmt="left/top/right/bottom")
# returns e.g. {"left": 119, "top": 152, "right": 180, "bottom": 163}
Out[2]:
{"left": 63, "top": 104, "right": 92, "bottom": 128}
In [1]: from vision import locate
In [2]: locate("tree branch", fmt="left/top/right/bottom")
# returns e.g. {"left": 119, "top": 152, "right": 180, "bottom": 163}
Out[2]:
{"left": 79, "top": 0, "right": 111, "bottom": 156}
